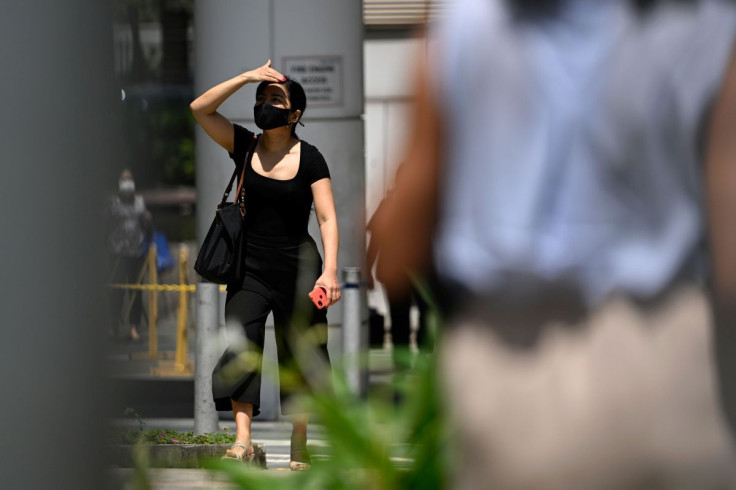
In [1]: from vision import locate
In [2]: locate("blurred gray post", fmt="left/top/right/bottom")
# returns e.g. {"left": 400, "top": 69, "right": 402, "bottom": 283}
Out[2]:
{"left": 194, "top": 283, "right": 219, "bottom": 434}
{"left": 219, "top": 288, "right": 227, "bottom": 327}
{"left": 342, "top": 267, "right": 367, "bottom": 396}
{"left": 0, "top": 2, "right": 113, "bottom": 488}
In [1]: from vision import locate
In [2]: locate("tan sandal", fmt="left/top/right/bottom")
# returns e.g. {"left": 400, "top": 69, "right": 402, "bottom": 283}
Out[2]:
{"left": 221, "top": 441, "right": 255, "bottom": 463}
{"left": 289, "top": 460, "right": 311, "bottom": 471}
{"left": 289, "top": 443, "right": 312, "bottom": 471}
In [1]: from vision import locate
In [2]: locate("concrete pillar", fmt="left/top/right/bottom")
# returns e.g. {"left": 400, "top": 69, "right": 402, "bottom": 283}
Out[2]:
{"left": 194, "top": 1, "right": 365, "bottom": 419}
{"left": 194, "top": 283, "right": 220, "bottom": 434}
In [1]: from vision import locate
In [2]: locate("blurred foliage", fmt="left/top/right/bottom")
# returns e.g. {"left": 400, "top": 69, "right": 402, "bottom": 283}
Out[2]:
{"left": 118, "top": 351, "right": 448, "bottom": 488}
{"left": 150, "top": 103, "right": 195, "bottom": 185}
{"left": 213, "top": 277, "right": 447, "bottom": 489}
{"left": 122, "top": 280, "right": 448, "bottom": 489}
{"left": 211, "top": 348, "right": 448, "bottom": 490}
{"left": 119, "top": 101, "right": 195, "bottom": 187}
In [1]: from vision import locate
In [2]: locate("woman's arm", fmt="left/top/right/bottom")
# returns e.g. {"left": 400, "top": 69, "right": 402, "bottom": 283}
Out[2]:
{"left": 190, "top": 60, "right": 285, "bottom": 152}
{"left": 705, "top": 45, "right": 736, "bottom": 322}
{"left": 363, "top": 198, "right": 388, "bottom": 291}
{"left": 312, "top": 178, "right": 341, "bottom": 305}
{"left": 364, "top": 230, "right": 379, "bottom": 291}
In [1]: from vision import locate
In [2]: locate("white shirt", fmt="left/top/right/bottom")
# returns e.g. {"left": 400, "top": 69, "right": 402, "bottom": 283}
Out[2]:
{"left": 432, "top": 0, "right": 736, "bottom": 304}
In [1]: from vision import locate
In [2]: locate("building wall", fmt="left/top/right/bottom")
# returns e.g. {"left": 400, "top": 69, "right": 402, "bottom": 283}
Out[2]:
{"left": 363, "top": 36, "right": 423, "bottom": 217}
{"left": 363, "top": 35, "right": 422, "bottom": 317}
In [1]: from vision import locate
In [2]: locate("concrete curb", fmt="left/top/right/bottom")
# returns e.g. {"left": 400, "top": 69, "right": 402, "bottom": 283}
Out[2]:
{"left": 109, "top": 443, "right": 267, "bottom": 469}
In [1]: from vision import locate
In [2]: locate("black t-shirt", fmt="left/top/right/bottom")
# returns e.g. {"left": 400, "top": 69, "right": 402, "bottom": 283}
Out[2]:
{"left": 228, "top": 124, "right": 331, "bottom": 238}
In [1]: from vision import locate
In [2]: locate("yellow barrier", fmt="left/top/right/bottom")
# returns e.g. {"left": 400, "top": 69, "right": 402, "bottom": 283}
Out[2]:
{"left": 112, "top": 246, "right": 226, "bottom": 376}
{"left": 148, "top": 244, "right": 158, "bottom": 359}
{"left": 151, "top": 247, "right": 194, "bottom": 377}
{"left": 110, "top": 284, "right": 227, "bottom": 292}
{"left": 127, "top": 244, "right": 161, "bottom": 362}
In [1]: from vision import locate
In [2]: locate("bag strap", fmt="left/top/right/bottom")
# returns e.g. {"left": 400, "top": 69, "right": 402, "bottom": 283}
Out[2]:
{"left": 218, "top": 169, "right": 239, "bottom": 209}
{"left": 218, "top": 134, "right": 258, "bottom": 210}
{"left": 234, "top": 135, "right": 257, "bottom": 217}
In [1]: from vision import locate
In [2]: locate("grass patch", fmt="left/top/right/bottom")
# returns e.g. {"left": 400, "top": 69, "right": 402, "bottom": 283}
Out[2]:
{"left": 116, "top": 428, "right": 236, "bottom": 446}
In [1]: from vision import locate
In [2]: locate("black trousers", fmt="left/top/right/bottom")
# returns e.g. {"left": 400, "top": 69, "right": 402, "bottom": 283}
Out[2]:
{"left": 388, "top": 286, "right": 430, "bottom": 372}
{"left": 212, "top": 234, "right": 330, "bottom": 416}
{"left": 109, "top": 254, "right": 145, "bottom": 334}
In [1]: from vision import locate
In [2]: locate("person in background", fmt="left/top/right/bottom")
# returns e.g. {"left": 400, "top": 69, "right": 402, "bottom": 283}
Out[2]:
{"left": 106, "top": 169, "right": 151, "bottom": 341}
{"left": 375, "top": 0, "right": 736, "bottom": 487}
{"left": 366, "top": 184, "right": 431, "bottom": 398}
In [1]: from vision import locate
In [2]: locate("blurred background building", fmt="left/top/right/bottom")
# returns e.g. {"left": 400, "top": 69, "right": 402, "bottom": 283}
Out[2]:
{"left": 111, "top": 0, "right": 448, "bottom": 233}
{"left": 106, "top": 0, "right": 448, "bottom": 420}
{"left": 111, "top": 0, "right": 448, "bottom": 312}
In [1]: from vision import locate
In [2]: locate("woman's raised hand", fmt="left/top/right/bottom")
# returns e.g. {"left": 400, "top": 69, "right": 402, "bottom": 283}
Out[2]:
{"left": 244, "top": 59, "right": 287, "bottom": 84}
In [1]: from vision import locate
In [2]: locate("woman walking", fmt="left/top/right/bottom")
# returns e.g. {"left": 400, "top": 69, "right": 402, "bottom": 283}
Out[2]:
{"left": 190, "top": 60, "right": 341, "bottom": 470}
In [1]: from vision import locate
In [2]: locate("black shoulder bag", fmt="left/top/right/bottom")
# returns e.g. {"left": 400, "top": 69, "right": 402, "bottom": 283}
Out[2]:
{"left": 194, "top": 135, "right": 257, "bottom": 283}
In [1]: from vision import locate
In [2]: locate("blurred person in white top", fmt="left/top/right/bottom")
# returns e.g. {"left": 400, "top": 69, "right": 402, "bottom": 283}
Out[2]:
{"left": 106, "top": 169, "right": 151, "bottom": 341}
{"left": 373, "top": 0, "right": 736, "bottom": 487}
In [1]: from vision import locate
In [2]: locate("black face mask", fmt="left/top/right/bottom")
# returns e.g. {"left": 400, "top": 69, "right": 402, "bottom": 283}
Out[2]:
{"left": 254, "top": 103, "right": 292, "bottom": 130}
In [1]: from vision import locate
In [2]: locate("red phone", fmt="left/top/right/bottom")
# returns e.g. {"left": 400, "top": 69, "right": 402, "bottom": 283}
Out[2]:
{"left": 309, "top": 287, "right": 328, "bottom": 309}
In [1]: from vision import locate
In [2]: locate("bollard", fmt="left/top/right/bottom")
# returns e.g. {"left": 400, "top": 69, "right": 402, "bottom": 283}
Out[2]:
{"left": 174, "top": 246, "right": 189, "bottom": 371}
{"left": 129, "top": 245, "right": 160, "bottom": 361}
{"left": 194, "top": 282, "right": 220, "bottom": 435}
{"left": 219, "top": 288, "right": 227, "bottom": 328}
{"left": 150, "top": 247, "right": 194, "bottom": 376}
{"left": 342, "top": 267, "right": 367, "bottom": 396}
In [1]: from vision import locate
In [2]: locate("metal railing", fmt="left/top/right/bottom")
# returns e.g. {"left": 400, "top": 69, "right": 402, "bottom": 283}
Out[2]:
{"left": 109, "top": 245, "right": 226, "bottom": 376}
{"left": 112, "top": 253, "right": 367, "bottom": 431}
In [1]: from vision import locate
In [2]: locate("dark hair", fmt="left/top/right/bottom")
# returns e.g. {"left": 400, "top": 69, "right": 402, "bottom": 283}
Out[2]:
{"left": 255, "top": 77, "right": 307, "bottom": 139}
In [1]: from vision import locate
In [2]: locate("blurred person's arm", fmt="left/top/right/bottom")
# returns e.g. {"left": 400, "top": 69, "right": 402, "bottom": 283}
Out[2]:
{"left": 365, "top": 230, "right": 379, "bottom": 291}
{"left": 373, "top": 51, "right": 442, "bottom": 297}
{"left": 364, "top": 199, "right": 387, "bottom": 290}
{"left": 189, "top": 60, "right": 286, "bottom": 152}
{"left": 705, "top": 44, "right": 736, "bottom": 322}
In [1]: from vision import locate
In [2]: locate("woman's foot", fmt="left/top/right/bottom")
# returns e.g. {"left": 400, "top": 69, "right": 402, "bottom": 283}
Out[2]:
{"left": 222, "top": 441, "right": 255, "bottom": 462}
{"left": 289, "top": 459, "right": 311, "bottom": 471}
{"left": 290, "top": 434, "right": 311, "bottom": 471}
{"left": 130, "top": 325, "right": 141, "bottom": 342}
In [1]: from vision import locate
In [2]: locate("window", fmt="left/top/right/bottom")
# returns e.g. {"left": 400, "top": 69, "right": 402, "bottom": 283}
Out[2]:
{"left": 363, "top": 0, "right": 450, "bottom": 28}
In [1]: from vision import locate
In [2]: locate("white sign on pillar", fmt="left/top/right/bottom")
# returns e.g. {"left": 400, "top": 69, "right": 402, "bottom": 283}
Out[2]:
{"left": 283, "top": 56, "right": 344, "bottom": 107}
